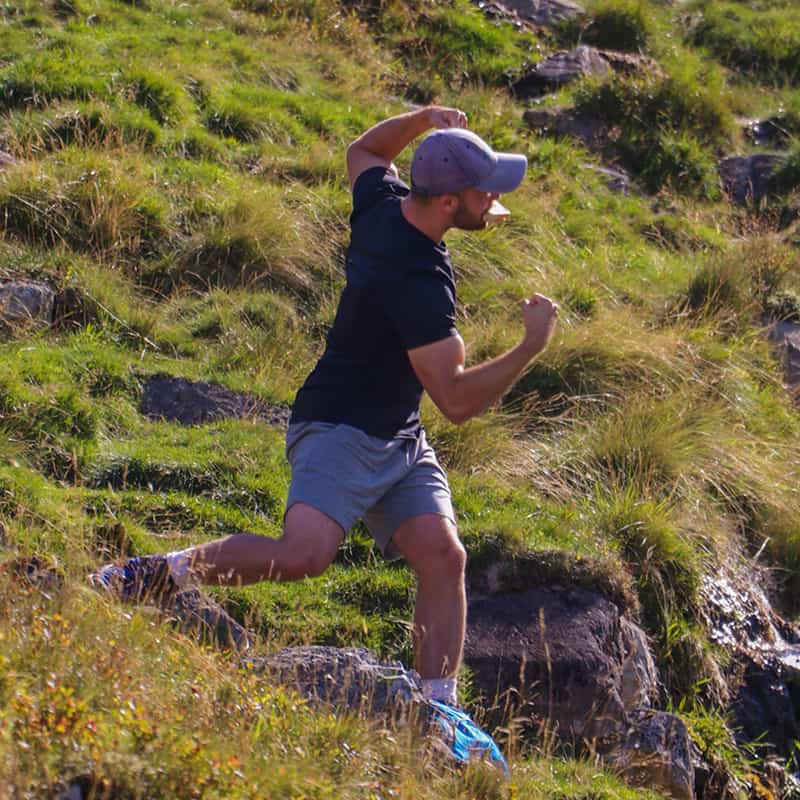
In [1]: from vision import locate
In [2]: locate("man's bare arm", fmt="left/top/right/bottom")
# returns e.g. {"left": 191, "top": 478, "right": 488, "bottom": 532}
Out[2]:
{"left": 347, "top": 106, "right": 467, "bottom": 191}
{"left": 408, "top": 294, "right": 559, "bottom": 424}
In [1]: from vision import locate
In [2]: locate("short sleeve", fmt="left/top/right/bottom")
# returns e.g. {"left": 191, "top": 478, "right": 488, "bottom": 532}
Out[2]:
{"left": 379, "top": 271, "right": 458, "bottom": 351}
{"left": 351, "top": 167, "right": 409, "bottom": 220}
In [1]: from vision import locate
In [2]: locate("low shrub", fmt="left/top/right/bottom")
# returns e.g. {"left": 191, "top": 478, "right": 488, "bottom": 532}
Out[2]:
{"left": 562, "top": 0, "right": 653, "bottom": 52}
{"left": 574, "top": 65, "right": 734, "bottom": 195}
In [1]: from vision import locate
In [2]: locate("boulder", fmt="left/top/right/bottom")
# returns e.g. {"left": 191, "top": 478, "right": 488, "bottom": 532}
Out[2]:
{"left": 609, "top": 709, "right": 694, "bottom": 800}
{"left": 512, "top": 47, "right": 657, "bottom": 98}
{"left": 140, "top": 374, "right": 291, "bottom": 427}
{"left": 718, "top": 154, "right": 788, "bottom": 205}
{"left": 464, "top": 586, "right": 693, "bottom": 798}
{"left": 464, "top": 587, "right": 656, "bottom": 731}
{"left": 476, "top": 0, "right": 585, "bottom": 27}
{"left": 245, "top": 645, "right": 424, "bottom": 721}
{"left": 513, "top": 46, "right": 610, "bottom": 97}
{"left": 0, "top": 280, "right": 55, "bottom": 333}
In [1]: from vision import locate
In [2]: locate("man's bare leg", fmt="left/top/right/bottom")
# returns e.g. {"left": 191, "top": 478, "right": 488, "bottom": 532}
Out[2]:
{"left": 180, "top": 503, "right": 344, "bottom": 586}
{"left": 391, "top": 513, "right": 467, "bottom": 683}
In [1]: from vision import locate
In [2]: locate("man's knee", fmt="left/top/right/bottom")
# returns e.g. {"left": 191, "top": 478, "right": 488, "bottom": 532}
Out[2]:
{"left": 437, "top": 536, "right": 467, "bottom": 580}
{"left": 405, "top": 521, "right": 466, "bottom": 582}
{"left": 279, "top": 502, "right": 344, "bottom": 579}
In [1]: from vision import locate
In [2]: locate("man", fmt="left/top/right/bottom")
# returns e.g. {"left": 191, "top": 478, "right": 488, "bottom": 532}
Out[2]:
{"left": 91, "top": 105, "right": 559, "bottom": 709}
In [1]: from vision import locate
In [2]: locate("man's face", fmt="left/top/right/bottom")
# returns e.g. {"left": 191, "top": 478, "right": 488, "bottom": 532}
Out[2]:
{"left": 451, "top": 188, "right": 499, "bottom": 231}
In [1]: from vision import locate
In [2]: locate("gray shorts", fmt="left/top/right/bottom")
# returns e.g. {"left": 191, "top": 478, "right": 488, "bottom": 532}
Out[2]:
{"left": 285, "top": 422, "right": 455, "bottom": 559}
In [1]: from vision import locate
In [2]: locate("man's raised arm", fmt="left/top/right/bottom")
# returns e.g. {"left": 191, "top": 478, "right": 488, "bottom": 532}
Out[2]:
{"left": 408, "top": 294, "right": 559, "bottom": 425}
{"left": 346, "top": 106, "right": 467, "bottom": 191}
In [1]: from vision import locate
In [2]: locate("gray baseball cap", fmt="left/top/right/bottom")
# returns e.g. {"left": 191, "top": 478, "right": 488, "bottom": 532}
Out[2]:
{"left": 410, "top": 128, "right": 527, "bottom": 196}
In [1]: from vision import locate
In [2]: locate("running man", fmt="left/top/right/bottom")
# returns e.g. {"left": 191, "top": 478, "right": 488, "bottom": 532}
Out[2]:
{"left": 91, "top": 105, "right": 559, "bottom": 709}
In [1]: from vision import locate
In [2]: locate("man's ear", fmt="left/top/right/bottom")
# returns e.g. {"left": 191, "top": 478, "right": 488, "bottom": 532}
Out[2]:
{"left": 437, "top": 193, "right": 460, "bottom": 214}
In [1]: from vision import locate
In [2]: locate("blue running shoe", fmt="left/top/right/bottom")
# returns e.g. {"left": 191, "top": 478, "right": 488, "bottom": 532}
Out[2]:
{"left": 427, "top": 700, "right": 510, "bottom": 777}
{"left": 88, "top": 555, "right": 178, "bottom": 605}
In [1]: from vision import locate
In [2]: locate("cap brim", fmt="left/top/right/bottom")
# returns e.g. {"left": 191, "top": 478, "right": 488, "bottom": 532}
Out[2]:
{"left": 474, "top": 153, "right": 527, "bottom": 194}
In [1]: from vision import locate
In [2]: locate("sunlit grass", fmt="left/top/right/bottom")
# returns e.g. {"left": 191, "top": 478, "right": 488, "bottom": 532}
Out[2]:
{"left": 0, "top": 0, "right": 798, "bottom": 792}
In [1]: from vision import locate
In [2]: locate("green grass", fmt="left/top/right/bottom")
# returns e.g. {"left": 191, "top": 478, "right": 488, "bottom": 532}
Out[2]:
{"left": 0, "top": 0, "right": 799, "bottom": 794}
{"left": 688, "top": 0, "right": 800, "bottom": 84}
{"left": 572, "top": 58, "right": 734, "bottom": 195}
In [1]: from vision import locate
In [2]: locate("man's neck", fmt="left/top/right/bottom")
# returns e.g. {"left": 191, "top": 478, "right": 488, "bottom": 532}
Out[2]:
{"left": 401, "top": 196, "right": 449, "bottom": 244}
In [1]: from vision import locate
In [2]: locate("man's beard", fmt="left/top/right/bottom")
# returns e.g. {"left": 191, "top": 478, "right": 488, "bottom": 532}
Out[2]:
{"left": 452, "top": 197, "right": 487, "bottom": 231}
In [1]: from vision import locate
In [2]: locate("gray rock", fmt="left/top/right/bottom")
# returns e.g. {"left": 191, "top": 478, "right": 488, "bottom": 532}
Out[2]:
{"left": 608, "top": 709, "right": 694, "bottom": 800}
{"left": 524, "top": 106, "right": 610, "bottom": 150}
{"left": 513, "top": 45, "right": 610, "bottom": 96}
{"left": 470, "top": 0, "right": 531, "bottom": 31}
{"left": 0, "top": 280, "right": 55, "bottom": 332}
{"left": 245, "top": 646, "right": 424, "bottom": 721}
{"left": 464, "top": 586, "right": 692, "bottom": 797}
{"left": 719, "top": 154, "right": 788, "bottom": 205}
{"left": 766, "top": 319, "right": 800, "bottom": 400}
{"left": 620, "top": 617, "right": 658, "bottom": 709}
{"left": 140, "top": 374, "right": 290, "bottom": 427}
{"left": 513, "top": 47, "right": 657, "bottom": 98}
{"left": 478, "top": 0, "right": 585, "bottom": 26}
{"left": 464, "top": 587, "right": 654, "bottom": 734}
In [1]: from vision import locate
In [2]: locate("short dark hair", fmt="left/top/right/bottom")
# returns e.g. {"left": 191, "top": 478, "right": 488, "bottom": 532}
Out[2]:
{"left": 410, "top": 187, "right": 436, "bottom": 205}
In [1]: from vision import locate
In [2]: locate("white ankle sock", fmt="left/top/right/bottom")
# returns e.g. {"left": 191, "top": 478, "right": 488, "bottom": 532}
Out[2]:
{"left": 165, "top": 548, "right": 195, "bottom": 588}
{"left": 421, "top": 677, "right": 458, "bottom": 705}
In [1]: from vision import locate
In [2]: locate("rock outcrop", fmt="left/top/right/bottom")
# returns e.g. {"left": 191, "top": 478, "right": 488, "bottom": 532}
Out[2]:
{"left": 140, "top": 374, "right": 291, "bottom": 427}
{"left": 586, "top": 164, "right": 632, "bottom": 194}
{"left": 168, "top": 587, "right": 252, "bottom": 652}
{"left": 700, "top": 567, "right": 800, "bottom": 758}
{"left": 463, "top": 585, "right": 694, "bottom": 799}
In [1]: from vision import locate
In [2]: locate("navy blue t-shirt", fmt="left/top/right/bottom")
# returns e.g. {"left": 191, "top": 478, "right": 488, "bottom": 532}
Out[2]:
{"left": 290, "top": 167, "right": 458, "bottom": 439}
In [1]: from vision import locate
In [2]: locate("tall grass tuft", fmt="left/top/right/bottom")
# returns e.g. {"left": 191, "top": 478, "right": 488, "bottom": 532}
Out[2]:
{"left": 0, "top": 152, "right": 170, "bottom": 263}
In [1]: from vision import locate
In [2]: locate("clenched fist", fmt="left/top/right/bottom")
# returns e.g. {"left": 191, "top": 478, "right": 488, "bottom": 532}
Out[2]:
{"left": 520, "top": 293, "right": 559, "bottom": 355}
{"left": 427, "top": 106, "right": 468, "bottom": 130}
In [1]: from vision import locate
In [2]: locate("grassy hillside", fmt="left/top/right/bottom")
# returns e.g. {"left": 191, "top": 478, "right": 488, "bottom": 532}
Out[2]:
{"left": 1, "top": 0, "right": 799, "bottom": 796}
